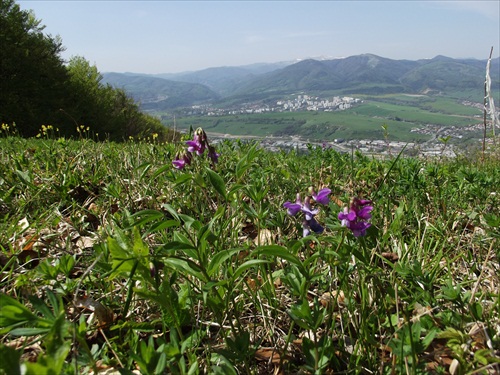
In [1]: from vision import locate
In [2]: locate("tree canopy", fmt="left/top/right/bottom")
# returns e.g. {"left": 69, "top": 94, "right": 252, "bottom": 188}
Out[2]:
{"left": 0, "top": 0, "right": 176, "bottom": 141}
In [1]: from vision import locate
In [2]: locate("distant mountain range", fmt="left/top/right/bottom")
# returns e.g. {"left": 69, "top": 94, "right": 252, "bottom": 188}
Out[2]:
{"left": 102, "top": 54, "right": 500, "bottom": 111}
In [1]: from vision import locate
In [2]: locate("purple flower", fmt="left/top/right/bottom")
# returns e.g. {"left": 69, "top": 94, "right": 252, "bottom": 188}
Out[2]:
{"left": 303, "top": 217, "right": 324, "bottom": 237}
{"left": 186, "top": 128, "right": 209, "bottom": 155}
{"left": 172, "top": 152, "right": 192, "bottom": 170}
{"left": 311, "top": 188, "right": 331, "bottom": 205}
{"left": 173, "top": 127, "right": 219, "bottom": 170}
{"left": 186, "top": 137, "right": 205, "bottom": 155}
{"left": 208, "top": 145, "right": 220, "bottom": 164}
{"left": 338, "top": 198, "right": 373, "bottom": 237}
{"left": 301, "top": 196, "right": 319, "bottom": 221}
{"left": 284, "top": 192, "right": 327, "bottom": 237}
{"left": 283, "top": 193, "right": 302, "bottom": 216}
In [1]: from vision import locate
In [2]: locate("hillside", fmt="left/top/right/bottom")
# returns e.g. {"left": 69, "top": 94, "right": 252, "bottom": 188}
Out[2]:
{"left": 234, "top": 54, "right": 499, "bottom": 97}
{"left": 103, "top": 54, "right": 500, "bottom": 111}
{"left": 102, "top": 73, "right": 220, "bottom": 110}
{"left": 1, "top": 136, "right": 499, "bottom": 374}
{"left": 155, "top": 61, "right": 294, "bottom": 96}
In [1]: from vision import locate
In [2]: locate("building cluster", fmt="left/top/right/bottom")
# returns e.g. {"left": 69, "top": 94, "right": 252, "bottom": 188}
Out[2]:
{"left": 209, "top": 133, "right": 457, "bottom": 158}
{"left": 184, "top": 94, "right": 361, "bottom": 116}
{"left": 276, "top": 95, "right": 361, "bottom": 112}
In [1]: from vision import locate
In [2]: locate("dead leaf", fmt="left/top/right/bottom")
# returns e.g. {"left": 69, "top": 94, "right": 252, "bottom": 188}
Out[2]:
{"left": 255, "top": 348, "right": 282, "bottom": 364}
{"left": 75, "top": 236, "right": 96, "bottom": 251}
{"left": 75, "top": 296, "right": 114, "bottom": 327}
{"left": 319, "top": 290, "right": 345, "bottom": 309}
{"left": 254, "top": 229, "right": 273, "bottom": 245}
{"left": 330, "top": 196, "right": 344, "bottom": 207}
{"left": 381, "top": 252, "right": 399, "bottom": 262}
{"left": 449, "top": 358, "right": 460, "bottom": 375}
{"left": 5, "top": 337, "right": 42, "bottom": 363}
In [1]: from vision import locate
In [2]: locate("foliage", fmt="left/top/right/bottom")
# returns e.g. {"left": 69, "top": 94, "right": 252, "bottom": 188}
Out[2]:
{"left": 0, "top": 0, "right": 68, "bottom": 136}
{"left": 0, "top": 0, "right": 176, "bottom": 142}
{"left": 0, "top": 134, "right": 499, "bottom": 374}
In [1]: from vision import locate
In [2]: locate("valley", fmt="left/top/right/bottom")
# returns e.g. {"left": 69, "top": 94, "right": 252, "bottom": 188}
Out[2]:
{"left": 155, "top": 92, "right": 494, "bottom": 156}
{"left": 101, "top": 54, "right": 500, "bottom": 154}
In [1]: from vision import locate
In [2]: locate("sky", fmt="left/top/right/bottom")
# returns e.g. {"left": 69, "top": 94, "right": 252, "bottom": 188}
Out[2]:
{"left": 17, "top": 0, "right": 500, "bottom": 74}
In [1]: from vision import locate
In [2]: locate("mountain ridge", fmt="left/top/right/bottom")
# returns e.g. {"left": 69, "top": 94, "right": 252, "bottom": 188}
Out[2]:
{"left": 101, "top": 54, "right": 500, "bottom": 111}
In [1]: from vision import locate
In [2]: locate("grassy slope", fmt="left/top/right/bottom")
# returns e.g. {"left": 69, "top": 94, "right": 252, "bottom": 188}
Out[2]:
{"left": 0, "top": 135, "right": 499, "bottom": 374}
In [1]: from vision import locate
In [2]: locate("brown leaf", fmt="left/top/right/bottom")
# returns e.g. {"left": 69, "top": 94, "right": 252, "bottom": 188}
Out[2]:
{"left": 255, "top": 348, "right": 282, "bottom": 364}
{"left": 330, "top": 196, "right": 344, "bottom": 207}
{"left": 319, "top": 290, "right": 345, "bottom": 309}
{"left": 75, "top": 296, "right": 114, "bottom": 327}
{"left": 75, "top": 236, "right": 97, "bottom": 251}
{"left": 381, "top": 252, "right": 399, "bottom": 262}
{"left": 254, "top": 229, "right": 274, "bottom": 245}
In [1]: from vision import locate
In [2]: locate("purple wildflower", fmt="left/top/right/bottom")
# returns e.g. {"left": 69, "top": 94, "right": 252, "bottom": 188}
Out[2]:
{"left": 301, "top": 196, "right": 319, "bottom": 221}
{"left": 172, "top": 152, "right": 192, "bottom": 170}
{"left": 284, "top": 189, "right": 330, "bottom": 237}
{"left": 303, "top": 217, "right": 324, "bottom": 237}
{"left": 283, "top": 193, "right": 302, "bottom": 216}
{"left": 311, "top": 187, "right": 331, "bottom": 205}
{"left": 186, "top": 129, "right": 206, "bottom": 155}
{"left": 338, "top": 198, "right": 373, "bottom": 237}
{"left": 173, "top": 127, "right": 219, "bottom": 169}
{"left": 208, "top": 145, "right": 220, "bottom": 164}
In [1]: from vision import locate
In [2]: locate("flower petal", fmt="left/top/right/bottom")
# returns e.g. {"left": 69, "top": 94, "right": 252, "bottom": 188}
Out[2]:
{"left": 172, "top": 159, "right": 186, "bottom": 169}
{"left": 308, "top": 217, "right": 324, "bottom": 234}
{"left": 350, "top": 222, "right": 371, "bottom": 237}
{"left": 313, "top": 188, "right": 331, "bottom": 205}
{"left": 302, "top": 220, "right": 311, "bottom": 237}
{"left": 283, "top": 202, "right": 301, "bottom": 216}
{"left": 357, "top": 206, "right": 373, "bottom": 220}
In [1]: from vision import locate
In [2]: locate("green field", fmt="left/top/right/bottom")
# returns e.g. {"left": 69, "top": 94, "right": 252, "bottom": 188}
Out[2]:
{"left": 161, "top": 92, "right": 485, "bottom": 143}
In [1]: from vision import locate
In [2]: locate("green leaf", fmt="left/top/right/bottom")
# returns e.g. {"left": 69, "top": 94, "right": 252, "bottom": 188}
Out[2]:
{"left": 288, "top": 301, "right": 314, "bottom": 330}
{"left": 151, "top": 164, "right": 174, "bottom": 180}
{"left": 164, "top": 258, "right": 206, "bottom": 282}
{"left": 206, "top": 168, "right": 227, "bottom": 200}
{"left": 474, "top": 348, "right": 495, "bottom": 365}
{"left": 108, "top": 237, "right": 135, "bottom": 278}
{"left": 15, "top": 169, "right": 34, "bottom": 187}
{"left": 484, "top": 213, "right": 500, "bottom": 228}
{"left": 155, "top": 352, "right": 167, "bottom": 374}
{"left": 133, "top": 226, "right": 149, "bottom": 257}
{"left": 231, "top": 259, "right": 270, "bottom": 280}
{"left": 421, "top": 327, "right": 438, "bottom": 350}
{"left": 174, "top": 172, "right": 193, "bottom": 186}
{"left": 0, "top": 343, "right": 22, "bottom": 375}
{"left": 148, "top": 219, "right": 179, "bottom": 233}
{"left": 9, "top": 327, "right": 51, "bottom": 336}
{"left": 254, "top": 245, "right": 306, "bottom": 274}
{"left": 470, "top": 302, "right": 483, "bottom": 320}
{"left": 208, "top": 248, "right": 244, "bottom": 277}
{"left": 0, "top": 294, "right": 37, "bottom": 328}
{"left": 130, "top": 209, "right": 165, "bottom": 228}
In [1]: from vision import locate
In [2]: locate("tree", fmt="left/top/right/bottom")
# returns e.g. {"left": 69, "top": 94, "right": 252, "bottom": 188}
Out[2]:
{"left": 65, "top": 56, "right": 176, "bottom": 141}
{"left": 0, "top": 0, "right": 69, "bottom": 136}
{"left": 1, "top": 0, "right": 177, "bottom": 141}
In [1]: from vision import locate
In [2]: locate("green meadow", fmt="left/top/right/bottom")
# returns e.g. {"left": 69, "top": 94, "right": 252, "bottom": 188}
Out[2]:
{"left": 167, "top": 93, "right": 484, "bottom": 144}
{"left": 0, "top": 131, "right": 499, "bottom": 374}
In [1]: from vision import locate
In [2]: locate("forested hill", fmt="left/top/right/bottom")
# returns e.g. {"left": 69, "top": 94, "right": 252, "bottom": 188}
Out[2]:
{"left": 1, "top": 0, "right": 176, "bottom": 141}
{"left": 103, "top": 54, "right": 500, "bottom": 109}
{"left": 101, "top": 73, "right": 220, "bottom": 110}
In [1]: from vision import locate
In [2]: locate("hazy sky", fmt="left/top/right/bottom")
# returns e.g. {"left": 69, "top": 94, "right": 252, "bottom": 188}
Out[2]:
{"left": 17, "top": 0, "right": 500, "bottom": 74}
